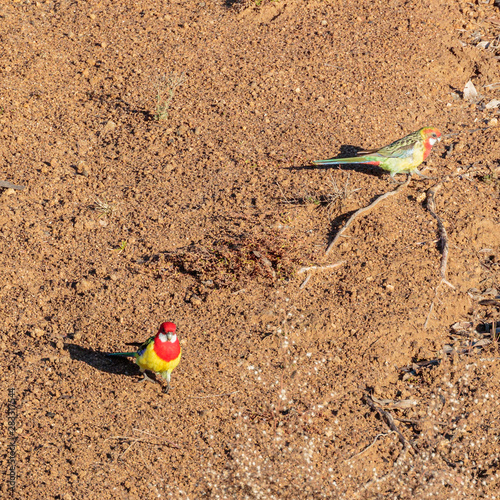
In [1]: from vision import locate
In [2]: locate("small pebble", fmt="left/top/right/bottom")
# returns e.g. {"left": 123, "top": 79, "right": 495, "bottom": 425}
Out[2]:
{"left": 75, "top": 160, "right": 89, "bottom": 177}
{"left": 177, "top": 124, "right": 189, "bottom": 136}
{"left": 189, "top": 294, "right": 202, "bottom": 305}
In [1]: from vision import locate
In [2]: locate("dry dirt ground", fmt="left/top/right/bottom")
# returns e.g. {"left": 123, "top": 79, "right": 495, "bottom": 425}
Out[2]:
{"left": 1, "top": 0, "right": 500, "bottom": 498}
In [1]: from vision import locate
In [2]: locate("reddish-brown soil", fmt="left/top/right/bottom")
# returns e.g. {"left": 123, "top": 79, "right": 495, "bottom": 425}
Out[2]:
{"left": 1, "top": 0, "right": 500, "bottom": 498}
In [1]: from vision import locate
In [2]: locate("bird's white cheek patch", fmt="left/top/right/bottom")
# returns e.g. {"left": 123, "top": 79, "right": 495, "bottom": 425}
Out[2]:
{"left": 169, "top": 334, "right": 177, "bottom": 343}
{"left": 158, "top": 332, "right": 168, "bottom": 343}
{"left": 429, "top": 137, "right": 437, "bottom": 146}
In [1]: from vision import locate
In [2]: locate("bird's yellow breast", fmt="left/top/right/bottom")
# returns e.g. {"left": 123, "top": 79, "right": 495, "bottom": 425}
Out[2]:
{"left": 136, "top": 342, "right": 181, "bottom": 374}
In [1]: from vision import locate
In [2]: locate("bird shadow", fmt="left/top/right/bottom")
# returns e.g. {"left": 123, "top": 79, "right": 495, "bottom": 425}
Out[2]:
{"left": 223, "top": 0, "right": 244, "bottom": 8}
{"left": 65, "top": 343, "right": 142, "bottom": 378}
{"left": 289, "top": 144, "right": 382, "bottom": 178}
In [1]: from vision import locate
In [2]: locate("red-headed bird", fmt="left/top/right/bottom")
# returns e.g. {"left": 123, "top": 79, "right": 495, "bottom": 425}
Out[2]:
{"left": 312, "top": 127, "right": 442, "bottom": 181}
{"left": 108, "top": 322, "right": 181, "bottom": 394}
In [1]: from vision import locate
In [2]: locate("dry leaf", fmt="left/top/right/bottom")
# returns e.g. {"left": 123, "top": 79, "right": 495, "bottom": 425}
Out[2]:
{"left": 463, "top": 80, "right": 478, "bottom": 102}
{"left": 443, "top": 344, "right": 454, "bottom": 354}
{"left": 473, "top": 339, "right": 492, "bottom": 348}
{"left": 485, "top": 99, "right": 500, "bottom": 109}
{"left": 451, "top": 321, "right": 473, "bottom": 331}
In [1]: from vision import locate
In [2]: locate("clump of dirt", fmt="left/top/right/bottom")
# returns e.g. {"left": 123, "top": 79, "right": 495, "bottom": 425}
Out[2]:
{"left": 159, "top": 230, "right": 305, "bottom": 288}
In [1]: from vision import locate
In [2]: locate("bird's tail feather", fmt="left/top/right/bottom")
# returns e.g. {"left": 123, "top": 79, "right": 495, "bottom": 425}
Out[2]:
{"left": 107, "top": 352, "right": 137, "bottom": 357}
{"left": 312, "top": 156, "right": 377, "bottom": 165}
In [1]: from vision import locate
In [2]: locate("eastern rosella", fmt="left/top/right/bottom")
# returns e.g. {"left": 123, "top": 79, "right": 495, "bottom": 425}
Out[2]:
{"left": 108, "top": 322, "right": 181, "bottom": 394}
{"left": 312, "top": 127, "right": 442, "bottom": 181}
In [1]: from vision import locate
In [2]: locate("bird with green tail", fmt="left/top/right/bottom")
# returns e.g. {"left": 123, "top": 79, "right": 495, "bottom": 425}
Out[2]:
{"left": 312, "top": 127, "right": 442, "bottom": 182}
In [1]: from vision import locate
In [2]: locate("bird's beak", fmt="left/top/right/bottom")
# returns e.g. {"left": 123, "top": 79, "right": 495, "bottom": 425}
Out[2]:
{"left": 166, "top": 332, "right": 173, "bottom": 341}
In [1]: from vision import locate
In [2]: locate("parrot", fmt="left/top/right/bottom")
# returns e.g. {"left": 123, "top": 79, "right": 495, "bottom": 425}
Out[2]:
{"left": 312, "top": 127, "right": 442, "bottom": 181}
{"left": 107, "top": 322, "right": 181, "bottom": 394}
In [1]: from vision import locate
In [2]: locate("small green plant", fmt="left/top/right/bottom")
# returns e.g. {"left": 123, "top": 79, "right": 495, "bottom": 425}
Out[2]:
{"left": 91, "top": 197, "right": 117, "bottom": 218}
{"left": 305, "top": 195, "right": 321, "bottom": 205}
{"left": 480, "top": 172, "right": 500, "bottom": 191}
{"left": 154, "top": 72, "right": 186, "bottom": 121}
{"left": 481, "top": 173, "right": 499, "bottom": 184}
{"left": 115, "top": 240, "right": 127, "bottom": 254}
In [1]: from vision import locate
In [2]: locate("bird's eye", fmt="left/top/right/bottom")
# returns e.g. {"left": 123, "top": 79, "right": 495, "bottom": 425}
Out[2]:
{"left": 431, "top": 133, "right": 437, "bottom": 138}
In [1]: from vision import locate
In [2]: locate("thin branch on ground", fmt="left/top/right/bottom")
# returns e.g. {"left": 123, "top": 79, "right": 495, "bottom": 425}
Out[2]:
{"left": 299, "top": 274, "right": 312, "bottom": 289}
{"left": 298, "top": 261, "right": 345, "bottom": 289}
{"left": 0, "top": 180, "right": 25, "bottom": 190}
{"left": 353, "top": 446, "right": 410, "bottom": 499}
{"left": 118, "top": 439, "right": 138, "bottom": 459}
{"left": 106, "top": 434, "right": 181, "bottom": 450}
{"left": 363, "top": 393, "right": 417, "bottom": 453}
{"left": 425, "top": 177, "right": 454, "bottom": 289}
{"left": 346, "top": 432, "right": 394, "bottom": 461}
{"left": 132, "top": 428, "right": 181, "bottom": 449}
{"left": 325, "top": 177, "right": 411, "bottom": 255}
{"left": 423, "top": 176, "right": 455, "bottom": 328}
{"left": 189, "top": 390, "right": 240, "bottom": 399}
{"left": 297, "top": 261, "right": 346, "bottom": 274}
{"left": 424, "top": 284, "right": 440, "bottom": 329}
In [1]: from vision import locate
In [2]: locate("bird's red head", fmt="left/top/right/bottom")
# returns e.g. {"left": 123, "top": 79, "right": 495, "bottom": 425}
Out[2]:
{"left": 158, "top": 322, "right": 176, "bottom": 336}
{"left": 420, "top": 127, "right": 441, "bottom": 143}
{"left": 420, "top": 128, "right": 441, "bottom": 158}
{"left": 154, "top": 322, "right": 180, "bottom": 361}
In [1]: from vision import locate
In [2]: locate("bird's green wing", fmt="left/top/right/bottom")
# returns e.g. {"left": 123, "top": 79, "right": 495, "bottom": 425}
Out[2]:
{"left": 376, "top": 142, "right": 415, "bottom": 159}
{"left": 375, "top": 132, "right": 421, "bottom": 159}
{"left": 136, "top": 335, "right": 155, "bottom": 356}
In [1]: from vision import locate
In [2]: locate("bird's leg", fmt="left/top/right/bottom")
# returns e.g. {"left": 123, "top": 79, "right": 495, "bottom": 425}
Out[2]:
{"left": 414, "top": 169, "right": 435, "bottom": 180}
{"left": 389, "top": 173, "right": 407, "bottom": 185}
{"left": 136, "top": 370, "right": 158, "bottom": 384}
{"left": 161, "top": 371, "right": 172, "bottom": 394}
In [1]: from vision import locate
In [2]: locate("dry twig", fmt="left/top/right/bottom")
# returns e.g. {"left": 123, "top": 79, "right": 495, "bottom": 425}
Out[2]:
{"left": 108, "top": 435, "right": 180, "bottom": 450}
{"left": 352, "top": 442, "right": 410, "bottom": 499}
{"left": 106, "top": 431, "right": 181, "bottom": 452}
{"left": 0, "top": 180, "right": 25, "bottom": 190}
{"left": 363, "top": 393, "right": 417, "bottom": 453}
{"left": 325, "top": 177, "right": 411, "bottom": 255}
{"left": 425, "top": 178, "right": 454, "bottom": 289}
{"left": 424, "top": 289, "right": 439, "bottom": 329}
{"left": 346, "top": 432, "right": 394, "bottom": 461}
{"left": 297, "top": 261, "right": 345, "bottom": 274}
{"left": 297, "top": 261, "right": 345, "bottom": 289}
{"left": 423, "top": 177, "right": 455, "bottom": 328}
